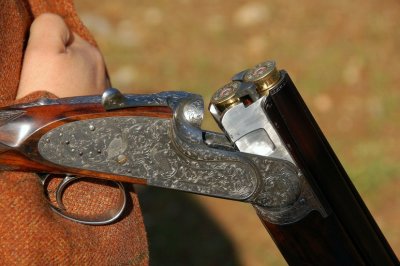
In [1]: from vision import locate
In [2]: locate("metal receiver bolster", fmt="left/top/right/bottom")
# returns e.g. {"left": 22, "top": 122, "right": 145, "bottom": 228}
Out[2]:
{"left": 37, "top": 88, "right": 304, "bottom": 224}
{"left": 209, "top": 61, "right": 328, "bottom": 224}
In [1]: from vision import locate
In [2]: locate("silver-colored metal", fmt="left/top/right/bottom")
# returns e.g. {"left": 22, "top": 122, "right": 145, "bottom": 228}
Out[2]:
{"left": 0, "top": 110, "right": 26, "bottom": 126}
{"left": 213, "top": 92, "right": 328, "bottom": 223}
{"left": 101, "top": 87, "right": 194, "bottom": 111}
{"left": 38, "top": 174, "right": 126, "bottom": 225}
{"left": 0, "top": 110, "right": 28, "bottom": 149}
{"left": 11, "top": 96, "right": 101, "bottom": 108}
{"left": 222, "top": 96, "right": 292, "bottom": 162}
{"left": 11, "top": 87, "right": 192, "bottom": 109}
{"left": 231, "top": 69, "right": 249, "bottom": 81}
{"left": 236, "top": 82, "right": 260, "bottom": 103}
{"left": 37, "top": 90, "right": 304, "bottom": 222}
{"left": 27, "top": 87, "right": 323, "bottom": 225}
{"left": 169, "top": 93, "right": 302, "bottom": 213}
{"left": 38, "top": 116, "right": 255, "bottom": 202}
{"left": 202, "top": 130, "right": 236, "bottom": 151}
{"left": 10, "top": 87, "right": 193, "bottom": 111}
{"left": 101, "top": 88, "right": 128, "bottom": 109}
{"left": 0, "top": 110, "right": 34, "bottom": 147}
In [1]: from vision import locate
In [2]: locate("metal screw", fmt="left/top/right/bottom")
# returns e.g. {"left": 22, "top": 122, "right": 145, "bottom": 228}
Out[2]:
{"left": 117, "top": 154, "right": 128, "bottom": 164}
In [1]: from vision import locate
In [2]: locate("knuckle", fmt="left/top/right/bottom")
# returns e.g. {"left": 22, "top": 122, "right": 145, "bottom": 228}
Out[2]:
{"left": 31, "top": 13, "right": 65, "bottom": 30}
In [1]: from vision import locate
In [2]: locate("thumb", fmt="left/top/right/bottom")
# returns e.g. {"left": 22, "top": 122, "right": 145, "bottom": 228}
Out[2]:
{"left": 27, "top": 13, "right": 71, "bottom": 54}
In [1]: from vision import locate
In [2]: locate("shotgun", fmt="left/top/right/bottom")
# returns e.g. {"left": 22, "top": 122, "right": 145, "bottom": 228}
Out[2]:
{"left": 0, "top": 60, "right": 397, "bottom": 265}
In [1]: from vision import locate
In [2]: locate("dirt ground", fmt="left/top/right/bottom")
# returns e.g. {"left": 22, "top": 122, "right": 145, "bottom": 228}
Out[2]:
{"left": 75, "top": 1, "right": 399, "bottom": 265}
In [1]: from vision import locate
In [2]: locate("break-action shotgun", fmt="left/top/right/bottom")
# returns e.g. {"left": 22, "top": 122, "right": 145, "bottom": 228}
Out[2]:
{"left": 0, "top": 60, "right": 397, "bottom": 265}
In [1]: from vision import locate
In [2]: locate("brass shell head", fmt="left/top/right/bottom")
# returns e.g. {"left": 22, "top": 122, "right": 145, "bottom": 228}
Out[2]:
{"left": 210, "top": 81, "right": 241, "bottom": 113}
{"left": 244, "top": 61, "right": 280, "bottom": 95}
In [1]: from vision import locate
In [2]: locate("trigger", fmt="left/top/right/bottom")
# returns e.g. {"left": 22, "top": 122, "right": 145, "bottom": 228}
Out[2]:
{"left": 55, "top": 175, "right": 78, "bottom": 210}
{"left": 38, "top": 174, "right": 128, "bottom": 225}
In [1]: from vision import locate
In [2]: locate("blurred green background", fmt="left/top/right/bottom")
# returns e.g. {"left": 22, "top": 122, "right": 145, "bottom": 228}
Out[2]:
{"left": 76, "top": 0, "right": 399, "bottom": 265}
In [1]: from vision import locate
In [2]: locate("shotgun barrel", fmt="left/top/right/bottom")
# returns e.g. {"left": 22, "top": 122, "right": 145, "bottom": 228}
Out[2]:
{"left": 209, "top": 60, "right": 398, "bottom": 265}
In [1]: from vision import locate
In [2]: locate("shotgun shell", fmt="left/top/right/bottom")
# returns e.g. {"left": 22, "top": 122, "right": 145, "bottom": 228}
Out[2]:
{"left": 244, "top": 60, "right": 281, "bottom": 96}
{"left": 210, "top": 81, "right": 241, "bottom": 113}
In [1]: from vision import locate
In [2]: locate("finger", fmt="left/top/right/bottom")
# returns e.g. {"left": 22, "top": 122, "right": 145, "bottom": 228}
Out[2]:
{"left": 27, "top": 13, "right": 71, "bottom": 54}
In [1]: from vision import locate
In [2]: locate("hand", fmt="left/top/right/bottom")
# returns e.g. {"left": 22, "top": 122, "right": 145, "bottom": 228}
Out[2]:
{"left": 17, "top": 13, "right": 108, "bottom": 99}
{"left": 0, "top": 13, "right": 147, "bottom": 265}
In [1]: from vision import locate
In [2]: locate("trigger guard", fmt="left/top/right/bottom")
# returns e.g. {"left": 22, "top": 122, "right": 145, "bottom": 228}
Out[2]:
{"left": 40, "top": 174, "right": 127, "bottom": 225}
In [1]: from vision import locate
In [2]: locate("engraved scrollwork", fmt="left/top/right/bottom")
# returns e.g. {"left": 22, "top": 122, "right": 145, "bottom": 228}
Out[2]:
{"left": 101, "top": 88, "right": 195, "bottom": 111}
{"left": 249, "top": 157, "right": 301, "bottom": 208}
{"left": 36, "top": 88, "right": 326, "bottom": 225}
{"left": 38, "top": 117, "right": 259, "bottom": 201}
{"left": 171, "top": 93, "right": 327, "bottom": 224}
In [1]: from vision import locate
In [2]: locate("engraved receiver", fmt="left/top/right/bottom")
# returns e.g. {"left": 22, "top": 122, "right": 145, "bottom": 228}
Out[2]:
{"left": 0, "top": 87, "right": 307, "bottom": 226}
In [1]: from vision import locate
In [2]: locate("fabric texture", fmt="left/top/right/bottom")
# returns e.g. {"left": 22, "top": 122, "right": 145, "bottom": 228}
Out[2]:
{"left": 0, "top": 1, "right": 148, "bottom": 265}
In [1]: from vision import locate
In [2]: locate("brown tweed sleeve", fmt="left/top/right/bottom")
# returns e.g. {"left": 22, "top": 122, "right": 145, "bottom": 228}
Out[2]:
{"left": 0, "top": 1, "right": 149, "bottom": 265}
